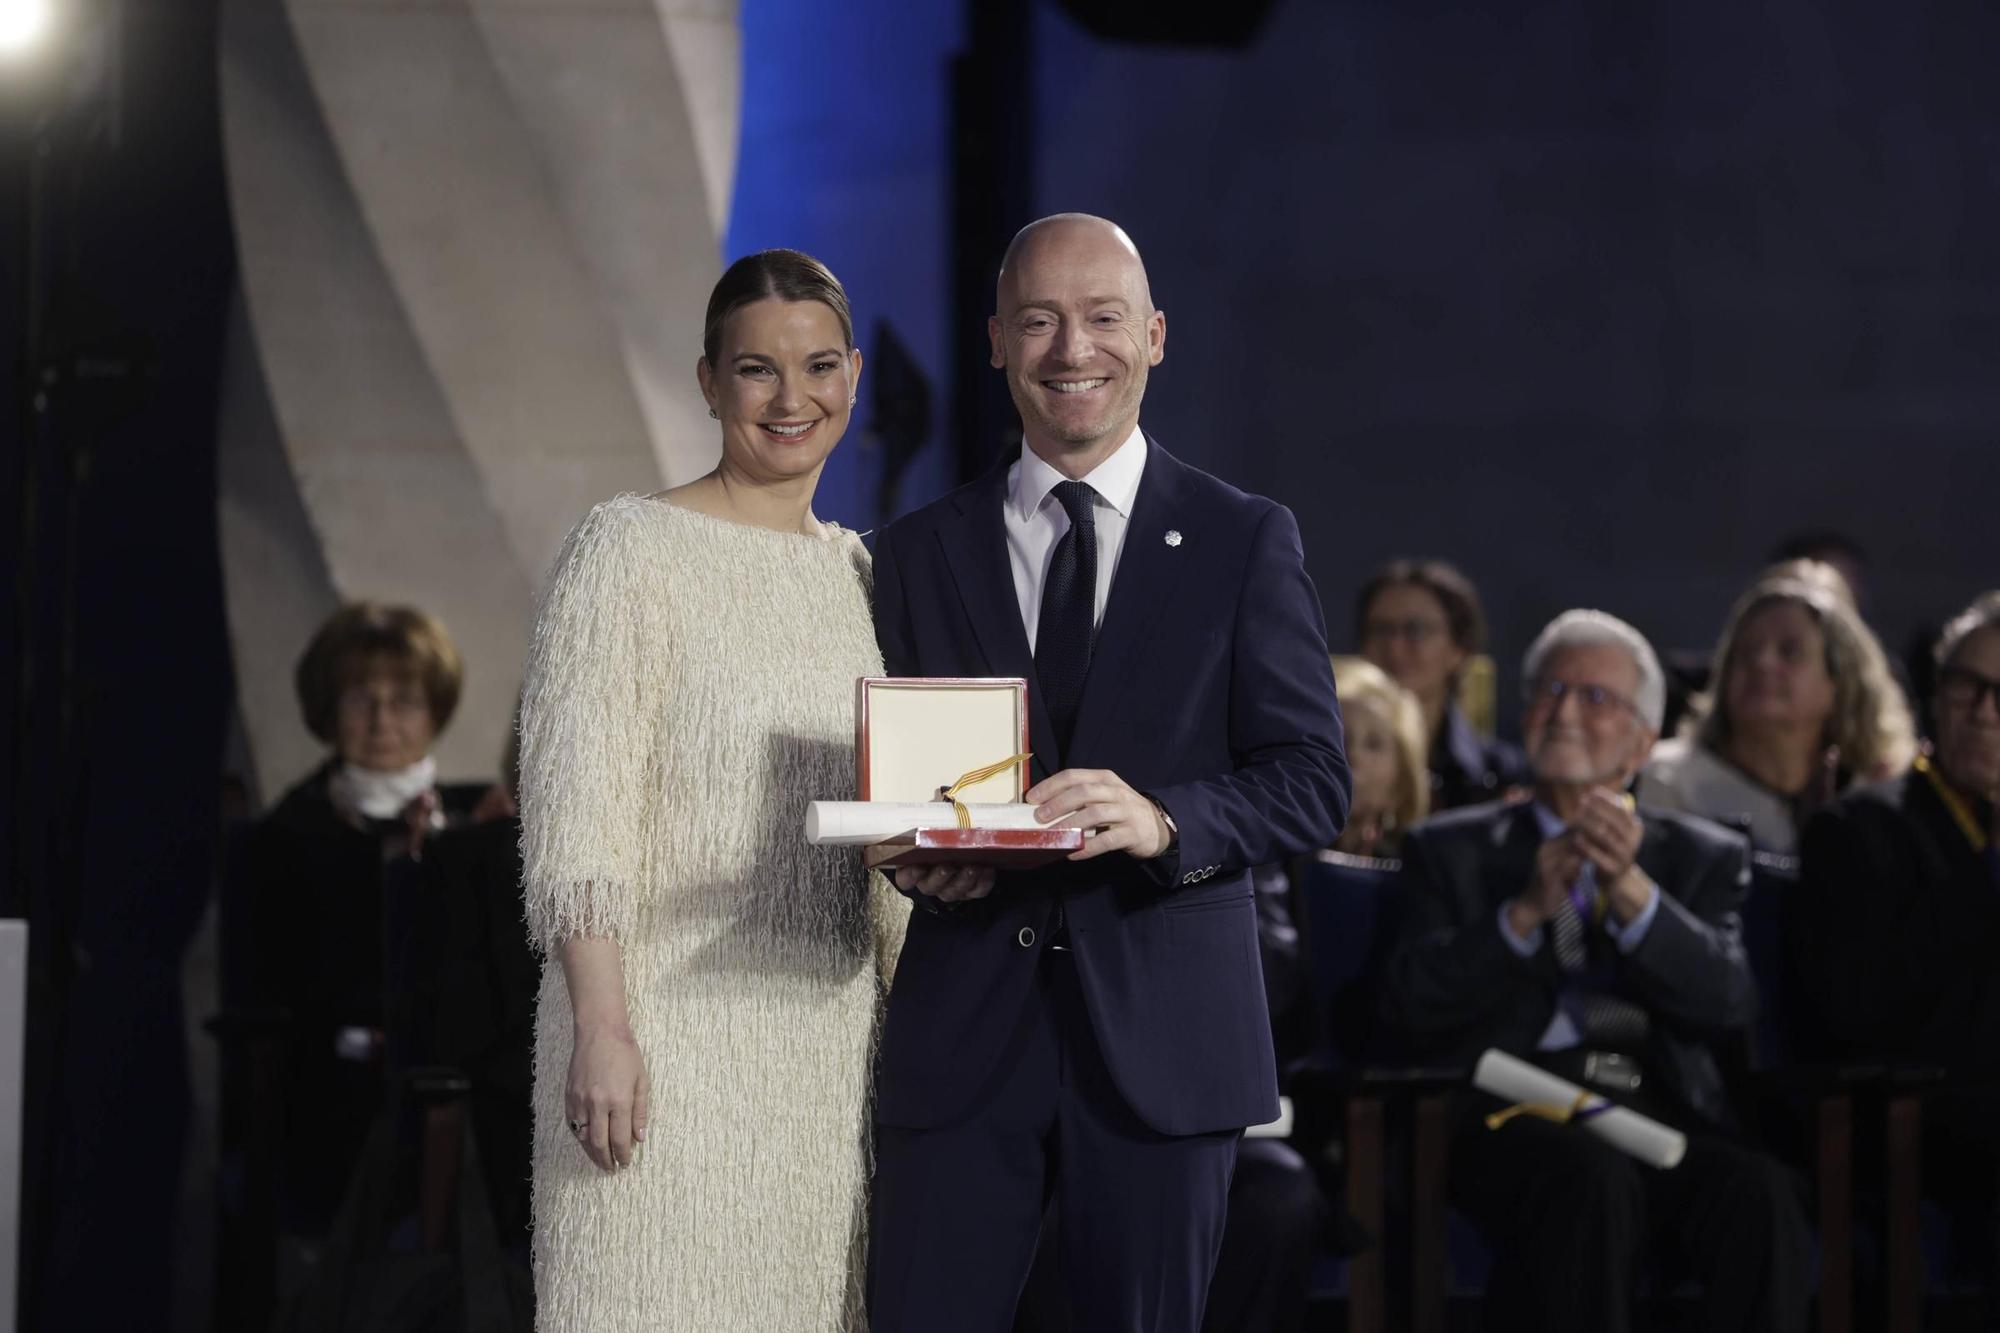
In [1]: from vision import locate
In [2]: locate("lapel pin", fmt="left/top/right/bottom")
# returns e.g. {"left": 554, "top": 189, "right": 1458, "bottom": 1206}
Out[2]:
{"left": 1164, "top": 530, "right": 1183, "bottom": 548}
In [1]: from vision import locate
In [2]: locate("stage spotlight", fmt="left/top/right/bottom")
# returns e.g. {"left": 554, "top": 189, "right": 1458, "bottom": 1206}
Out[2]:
{"left": 0, "top": 0, "right": 53, "bottom": 57}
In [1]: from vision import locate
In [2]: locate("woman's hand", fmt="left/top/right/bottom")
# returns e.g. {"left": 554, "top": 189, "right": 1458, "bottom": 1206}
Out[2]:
{"left": 555, "top": 934, "right": 645, "bottom": 1172}
{"left": 566, "top": 1020, "right": 649, "bottom": 1172}
{"left": 893, "top": 862, "right": 998, "bottom": 903}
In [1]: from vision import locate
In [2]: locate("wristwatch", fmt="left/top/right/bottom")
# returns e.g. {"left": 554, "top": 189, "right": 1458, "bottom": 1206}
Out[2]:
{"left": 1149, "top": 798, "right": 1179, "bottom": 857}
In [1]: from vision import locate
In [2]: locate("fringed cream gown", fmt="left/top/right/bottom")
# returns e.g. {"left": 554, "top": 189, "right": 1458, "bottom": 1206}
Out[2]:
{"left": 518, "top": 495, "right": 907, "bottom": 1331}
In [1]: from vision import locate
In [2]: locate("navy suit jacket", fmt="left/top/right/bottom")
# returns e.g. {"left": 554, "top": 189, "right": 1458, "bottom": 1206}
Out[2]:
{"left": 870, "top": 437, "right": 1350, "bottom": 1136}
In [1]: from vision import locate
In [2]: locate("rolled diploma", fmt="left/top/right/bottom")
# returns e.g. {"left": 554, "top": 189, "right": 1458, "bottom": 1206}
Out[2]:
{"left": 805, "top": 801, "right": 1054, "bottom": 846}
{"left": 1473, "top": 1048, "right": 1687, "bottom": 1170}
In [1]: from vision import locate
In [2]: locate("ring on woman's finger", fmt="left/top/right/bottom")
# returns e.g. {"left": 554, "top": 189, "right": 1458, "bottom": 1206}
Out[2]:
{"left": 570, "top": 1119, "right": 587, "bottom": 1136}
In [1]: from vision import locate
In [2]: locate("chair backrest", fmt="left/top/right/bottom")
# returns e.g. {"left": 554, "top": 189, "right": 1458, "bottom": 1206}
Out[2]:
{"left": 1738, "top": 850, "right": 1801, "bottom": 1069}
{"left": 1294, "top": 850, "right": 1405, "bottom": 1068}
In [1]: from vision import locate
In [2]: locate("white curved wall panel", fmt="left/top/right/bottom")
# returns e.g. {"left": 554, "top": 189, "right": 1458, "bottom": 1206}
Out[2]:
{"left": 218, "top": 0, "right": 737, "bottom": 798}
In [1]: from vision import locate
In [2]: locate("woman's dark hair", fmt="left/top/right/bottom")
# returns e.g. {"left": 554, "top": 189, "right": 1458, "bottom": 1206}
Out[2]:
{"left": 1353, "top": 558, "right": 1488, "bottom": 658}
{"left": 295, "top": 602, "right": 464, "bottom": 744}
{"left": 701, "top": 249, "right": 854, "bottom": 366}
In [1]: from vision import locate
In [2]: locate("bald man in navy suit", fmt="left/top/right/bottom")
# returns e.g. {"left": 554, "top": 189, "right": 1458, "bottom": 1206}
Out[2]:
{"left": 865, "top": 214, "right": 1350, "bottom": 1333}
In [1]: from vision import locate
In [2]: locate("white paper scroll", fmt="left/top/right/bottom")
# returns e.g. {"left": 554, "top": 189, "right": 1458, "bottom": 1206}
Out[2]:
{"left": 1473, "top": 1048, "right": 1687, "bottom": 1170}
{"left": 804, "top": 801, "right": 1055, "bottom": 847}
{"left": 1244, "top": 1095, "right": 1294, "bottom": 1141}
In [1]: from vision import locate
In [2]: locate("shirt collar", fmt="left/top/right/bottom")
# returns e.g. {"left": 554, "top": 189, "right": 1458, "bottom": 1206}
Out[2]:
{"left": 1010, "top": 425, "right": 1147, "bottom": 524}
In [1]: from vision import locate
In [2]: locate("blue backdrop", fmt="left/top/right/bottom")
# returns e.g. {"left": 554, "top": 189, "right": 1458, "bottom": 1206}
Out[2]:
{"left": 733, "top": 0, "right": 1999, "bottom": 729}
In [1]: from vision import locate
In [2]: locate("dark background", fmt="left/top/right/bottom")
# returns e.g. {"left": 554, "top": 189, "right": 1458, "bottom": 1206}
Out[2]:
{"left": 3, "top": 0, "right": 1994, "bottom": 1327}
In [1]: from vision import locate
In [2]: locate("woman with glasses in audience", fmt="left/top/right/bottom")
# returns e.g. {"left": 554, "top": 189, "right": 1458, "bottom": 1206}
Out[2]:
{"left": 1356, "top": 558, "right": 1527, "bottom": 810}
{"left": 245, "top": 602, "right": 480, "bottom": 1244}
{"left": 1638, "top": 563, "right": 1915, "bottom": 853}
{"left": 1329, "top": 656, "right": 1431, "bottom": 857}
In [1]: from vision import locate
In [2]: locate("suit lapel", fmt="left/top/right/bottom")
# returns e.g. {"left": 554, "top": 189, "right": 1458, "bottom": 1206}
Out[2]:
{"left": 1487, "top": 801, "right": 1562, "bottom": 979}
{"left": 1065, "top": 437, "right": 1185, "bottom": 764}
{"left": 933, "top": 459, "right": 1060, "bottom": 780}
{"left": 1487, "top": 801, "right": 1543, "bottom": 901}
{"left": 1634, "top": 815, "right": 1672, "bottom": 890}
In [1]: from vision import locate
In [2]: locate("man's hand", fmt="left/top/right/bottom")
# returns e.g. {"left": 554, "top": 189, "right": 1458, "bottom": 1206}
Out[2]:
{"left": 1572, "top": 787, "right": 1643, "bottom": 882}
{"left": 1026, "top": 768, "right": 1174, "bottom": 862}
{"left": 893, "top": 863, "right": 998, "bottom": 903}
{"left": 1568, "top": 789, "right": 1655, "bottom": 925}
{"left": 1506, "top": 834, "right": 1582, "bottom": 937}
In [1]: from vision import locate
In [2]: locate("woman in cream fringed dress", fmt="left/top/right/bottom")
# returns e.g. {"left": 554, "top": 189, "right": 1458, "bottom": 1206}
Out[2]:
{"left": 517, "top": 250, "right": 911, "bottom": 1330}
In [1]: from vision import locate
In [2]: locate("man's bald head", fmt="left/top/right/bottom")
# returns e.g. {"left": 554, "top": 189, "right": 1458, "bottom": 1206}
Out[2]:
{"left": 995, "top": 214, "right": 1155, "bottom": 315}
{"left": 987, "top": 213, "right": 1166, "bottom": 475}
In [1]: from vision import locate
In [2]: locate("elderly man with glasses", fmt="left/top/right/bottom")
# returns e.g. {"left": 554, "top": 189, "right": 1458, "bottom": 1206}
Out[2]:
{"left": 1800, "top": 590, "right": 2000, "bottom": 1317}
{"left": 1381, "top": 609, "right": 1809, "bottom": 1333}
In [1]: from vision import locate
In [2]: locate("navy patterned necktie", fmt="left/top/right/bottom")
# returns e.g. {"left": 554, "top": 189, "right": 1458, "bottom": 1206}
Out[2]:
{"left": 1035, "top": 480, "right": 1098, "bottom": 758}
{"left": 1549, "top": 866, "right": 1651, "bottom": 1050}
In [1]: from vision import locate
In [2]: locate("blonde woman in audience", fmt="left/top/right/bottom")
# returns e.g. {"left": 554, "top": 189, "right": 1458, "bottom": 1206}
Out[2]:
{"left": 1330, "top": 656, "right": 1431, "bottom": 858}
{"left": 1639, "top": 563, "right": 1917, "bottom": 853}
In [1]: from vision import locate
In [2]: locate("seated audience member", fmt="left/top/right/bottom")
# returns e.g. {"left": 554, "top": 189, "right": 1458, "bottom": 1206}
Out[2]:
{"left": 1356, "top": 559, "right": 1527, "bottom": 810}
{"left": 1800, "top": 591, "right": 2000, "bottom": 1296}
{"left": 1640, "top": 565, "right": 1915, "bottom": 853}
{"left": 245, "top": 602, "right": 482, "bottom": 1238}
{"left": 1329, "top": 656, "right": 1430, "bottom": 858}
{"left": 1768, "top": 533, "right": 1947, "bottom": 732}
{"left": 1381, "top": 610, "right": 1809, "bottom": 1333}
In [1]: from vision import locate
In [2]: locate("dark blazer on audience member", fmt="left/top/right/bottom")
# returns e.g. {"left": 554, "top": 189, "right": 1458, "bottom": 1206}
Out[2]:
{"left": 1380, "top": 799, "right": 1757, "bottom": 1129}
{"left": 244, "top": 762, "right": 484, "bottom": 1230}
{"left": 1429, "top": 704, "right": 1528, "bottom": 811}
{"left": 1798, "top": 771, "right": 2000, "bottom": 1069}
{"left": 871, "top": 438, "right": 1351, "bottom": 1137}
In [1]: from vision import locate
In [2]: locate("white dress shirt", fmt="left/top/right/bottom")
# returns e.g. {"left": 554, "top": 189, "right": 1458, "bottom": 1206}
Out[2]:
{"left": 1005, "top": 426, "right": 1147, "bottom": 652}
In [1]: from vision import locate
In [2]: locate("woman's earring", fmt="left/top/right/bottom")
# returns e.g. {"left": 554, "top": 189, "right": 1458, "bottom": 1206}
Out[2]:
{"left": 847, "top": 396, "right": 856, "bottom": 408}
{"left": 708, "top": 406, "right": 718, "bottom": 420}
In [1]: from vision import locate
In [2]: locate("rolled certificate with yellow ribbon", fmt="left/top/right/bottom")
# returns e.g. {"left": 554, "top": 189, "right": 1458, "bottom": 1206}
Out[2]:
{"left": 1474, "top": 1048, "right": 1686, "bottom": 1169}
{"left": 809, "top": 751, "right": 1048, "bottom": 846}
{"left": 805, "top": 801, "right": 1055, "bottom": 846}
{"left": 941, "top": 753, "right": 1036, "bottom": 828}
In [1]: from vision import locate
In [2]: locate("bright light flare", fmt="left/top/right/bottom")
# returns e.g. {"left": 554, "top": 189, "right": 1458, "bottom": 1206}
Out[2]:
{"left": 0, "top": 0, "right": 53, "bottom": 57}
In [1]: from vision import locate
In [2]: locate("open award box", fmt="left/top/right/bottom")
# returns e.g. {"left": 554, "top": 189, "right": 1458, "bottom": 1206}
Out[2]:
{"left": 802, "top": 677, "right": 1084, "bottom": 869}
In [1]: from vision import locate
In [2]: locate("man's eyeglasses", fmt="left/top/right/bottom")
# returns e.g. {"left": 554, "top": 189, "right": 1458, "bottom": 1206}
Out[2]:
{"left": 1526, "top": 678, "right": 1639, "bottom": 720}
{"left": 1936, "top": 666, "right": 2000, "bottom": 716}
